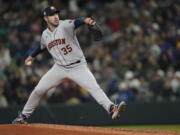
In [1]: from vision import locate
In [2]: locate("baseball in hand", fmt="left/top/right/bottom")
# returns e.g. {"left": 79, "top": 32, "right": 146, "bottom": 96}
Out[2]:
{"left": 26, "top": 61, "right": 32, "bottom": 66}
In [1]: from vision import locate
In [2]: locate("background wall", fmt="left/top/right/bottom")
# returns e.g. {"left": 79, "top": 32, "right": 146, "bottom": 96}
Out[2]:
{"left": 1, "top": 101, "right": 180, "bottom": 125}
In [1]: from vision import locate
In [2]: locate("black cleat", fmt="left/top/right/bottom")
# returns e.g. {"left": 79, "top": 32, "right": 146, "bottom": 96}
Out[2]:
{"left": 12, "top": 112, "right": 28, "bottom": 124}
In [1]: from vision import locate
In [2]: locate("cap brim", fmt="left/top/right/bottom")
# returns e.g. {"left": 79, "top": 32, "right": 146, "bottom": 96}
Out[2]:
{"left": 45, "top": 10, "right": 60, "bottom": 16}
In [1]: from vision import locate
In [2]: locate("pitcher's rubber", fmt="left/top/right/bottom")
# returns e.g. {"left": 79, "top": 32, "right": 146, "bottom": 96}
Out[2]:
{"left": 0, "top": 124, "right": 179, "bottom": 135}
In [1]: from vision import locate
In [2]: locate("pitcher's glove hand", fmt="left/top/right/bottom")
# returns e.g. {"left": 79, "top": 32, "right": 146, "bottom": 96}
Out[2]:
{"left": 85, "top": 17, "right": 102, "bottom": 41}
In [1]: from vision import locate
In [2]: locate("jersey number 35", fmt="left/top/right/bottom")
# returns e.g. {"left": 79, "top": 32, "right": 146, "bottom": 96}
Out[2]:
{"left": 61, "top": 44, "right": 72, "bottom": 55}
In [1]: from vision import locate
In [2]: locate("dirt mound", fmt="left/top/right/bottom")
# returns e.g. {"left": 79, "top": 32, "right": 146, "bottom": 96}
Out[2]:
{"left": 0, "top": 124, "right": 179, "bottom": 135}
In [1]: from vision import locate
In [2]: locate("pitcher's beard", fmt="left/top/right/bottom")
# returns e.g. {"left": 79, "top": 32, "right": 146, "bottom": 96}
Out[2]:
{"left": 52, "top": 23, "right": 59, "bottom": 27}
{"left": 52, "top": 22, "right": 59, "bottom": 27}
{"left": 49, "top": 20, "right": 59, "bottom": 27}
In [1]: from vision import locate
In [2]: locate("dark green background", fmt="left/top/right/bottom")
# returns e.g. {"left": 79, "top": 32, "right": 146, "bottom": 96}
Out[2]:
{"left": 1, "top": 101, "right": 180, "bottom": 126}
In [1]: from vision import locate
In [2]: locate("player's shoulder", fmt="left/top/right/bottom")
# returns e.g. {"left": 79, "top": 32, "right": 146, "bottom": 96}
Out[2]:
{"left": 41, "top": 29, "right": 49, "bottom": 39}
{"left": 42, "top": 28, "right": 51, "bottom": 35}
{"left": 60, "top": 19, "right": 74, "bottom": 25}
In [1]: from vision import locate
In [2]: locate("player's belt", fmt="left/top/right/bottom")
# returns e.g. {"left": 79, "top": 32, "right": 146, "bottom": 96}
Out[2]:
{"left": 64, "top": 60, "right": 81, "bottom": 66}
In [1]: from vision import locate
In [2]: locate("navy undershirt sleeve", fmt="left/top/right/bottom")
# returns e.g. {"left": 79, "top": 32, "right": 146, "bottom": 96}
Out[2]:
{"left": 74, "top": 17, "right": 87, "bottom": 29}
{"left": 29, "top": 45, "right": 45, "bottom": 57}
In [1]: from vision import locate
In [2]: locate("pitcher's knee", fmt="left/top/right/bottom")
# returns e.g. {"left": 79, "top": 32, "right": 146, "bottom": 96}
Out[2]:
{"left": 88, "top": 86, "right": 103, "bottom": 94}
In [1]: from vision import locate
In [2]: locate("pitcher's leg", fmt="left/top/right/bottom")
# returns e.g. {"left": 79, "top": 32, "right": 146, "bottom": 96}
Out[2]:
{"left": 22, "top": 64, "right": 65, "bottom": 117}
{"left": 68, "top": 65, "right": 113, "bottom": 113}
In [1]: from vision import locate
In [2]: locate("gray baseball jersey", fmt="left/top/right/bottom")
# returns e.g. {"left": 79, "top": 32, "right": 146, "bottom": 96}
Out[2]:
{"left": 41, "top": 19, "right": 86, "bottom": 66}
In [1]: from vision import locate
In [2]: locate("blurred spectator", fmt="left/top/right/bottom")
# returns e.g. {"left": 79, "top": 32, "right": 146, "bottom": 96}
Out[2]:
{"left": 149, "top": 71, "right": 164, "bottom": 100}
{"left": 112, "top": 82, "right": 135, "bottom": 103}
{"left": 136, "top": 77, "right": 153, "bottom": 102}
{"left": 171, "top": 71, "right": 180, "bottom": 98}
{"left": 0, "top": 89, "right": 8, "bottom": 108}
{"left": 0, "top": 72, "right": 8, "bottom": 107}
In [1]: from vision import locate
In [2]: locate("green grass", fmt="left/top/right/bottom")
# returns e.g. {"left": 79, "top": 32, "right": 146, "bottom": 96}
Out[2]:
{"left": 107, "top": 125, "right": 180, "bottom": 132}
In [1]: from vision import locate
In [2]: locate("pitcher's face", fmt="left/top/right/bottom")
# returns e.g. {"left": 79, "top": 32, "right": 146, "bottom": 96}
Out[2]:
{"left": 44, "top": 13, "right": 59, "bottom": 27}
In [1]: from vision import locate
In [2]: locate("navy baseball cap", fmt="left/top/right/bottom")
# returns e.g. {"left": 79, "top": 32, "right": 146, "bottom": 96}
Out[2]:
{"left": 43, "top": 6, "right": 59, "bottom": 17}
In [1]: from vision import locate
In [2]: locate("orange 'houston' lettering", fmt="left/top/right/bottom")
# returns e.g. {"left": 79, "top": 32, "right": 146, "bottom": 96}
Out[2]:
{"left": 48, "top": 38, "right": 66, "bottom": 50}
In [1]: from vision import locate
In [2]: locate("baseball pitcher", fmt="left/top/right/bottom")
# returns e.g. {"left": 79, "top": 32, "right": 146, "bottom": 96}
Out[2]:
{"left": 12, "top": 6, "right": 126, "bottom": 124}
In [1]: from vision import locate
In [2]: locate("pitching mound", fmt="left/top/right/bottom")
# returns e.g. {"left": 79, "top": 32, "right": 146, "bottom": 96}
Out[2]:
{"left": 0, "top": 124, "right": 179, "bottom": 135}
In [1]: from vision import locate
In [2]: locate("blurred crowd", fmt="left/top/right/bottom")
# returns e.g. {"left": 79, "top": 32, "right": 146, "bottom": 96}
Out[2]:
{"left": 0, "top": 0, "right": 180, "bottom": 107}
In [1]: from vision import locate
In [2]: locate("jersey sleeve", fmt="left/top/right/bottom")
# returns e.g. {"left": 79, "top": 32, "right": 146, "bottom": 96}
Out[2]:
{"left": 62, "top": 19, "right": 76, "bottom": 34}
{"left": 74, "top": 17, "right": 86, "bottom": 29}
{"left": 29, "top": 34, "right": 46, "bottom": 57}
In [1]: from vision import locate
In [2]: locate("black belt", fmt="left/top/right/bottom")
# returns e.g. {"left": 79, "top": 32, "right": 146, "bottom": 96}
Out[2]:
{"left": 64, "top": 60, "right": 81, "bottom": 66}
